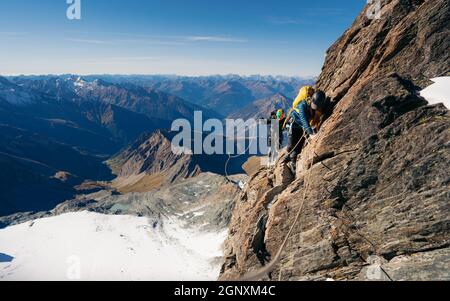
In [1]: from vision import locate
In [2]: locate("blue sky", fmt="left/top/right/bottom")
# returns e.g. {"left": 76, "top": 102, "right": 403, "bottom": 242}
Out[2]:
{"left": 0, "top": 0, "right": 366, "bottom": 76}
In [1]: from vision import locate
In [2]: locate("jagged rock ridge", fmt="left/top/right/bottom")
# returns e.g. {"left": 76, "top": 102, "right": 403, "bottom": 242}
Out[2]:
{"left": 220, "top": 0, "right": 450, "bottom": 281}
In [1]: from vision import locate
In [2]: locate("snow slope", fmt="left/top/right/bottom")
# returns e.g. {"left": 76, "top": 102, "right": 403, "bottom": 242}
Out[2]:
{"left": 420, "top": 77, "right": 450, "bottom": 109}
{"left": 0, "top": 211, "right": 227, "bottom": 281}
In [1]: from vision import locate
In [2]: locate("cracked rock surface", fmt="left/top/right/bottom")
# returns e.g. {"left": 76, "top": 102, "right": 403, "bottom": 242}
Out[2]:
{"left": 220, "top": 0, "right": 450, "bottom": 281}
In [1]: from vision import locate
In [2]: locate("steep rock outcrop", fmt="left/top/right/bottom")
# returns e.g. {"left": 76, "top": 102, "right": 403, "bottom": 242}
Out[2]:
{"left": 109, "top": 130, "right": 248, "bottom": 193}
{"left": 109, "top": 130, "right": 202, "bottom": 192}
{"left": 220, "top": 0, "right": 449, "bottom": 281}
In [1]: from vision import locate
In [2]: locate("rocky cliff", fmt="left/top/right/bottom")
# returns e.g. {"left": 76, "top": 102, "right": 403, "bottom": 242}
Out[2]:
{"left": 220, "top": 0, "right": 450, "bottom": 281}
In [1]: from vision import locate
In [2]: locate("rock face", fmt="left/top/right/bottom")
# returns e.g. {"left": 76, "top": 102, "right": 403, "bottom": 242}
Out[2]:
{"left": 220, "top": 0, "right": 450, "bottom": 281}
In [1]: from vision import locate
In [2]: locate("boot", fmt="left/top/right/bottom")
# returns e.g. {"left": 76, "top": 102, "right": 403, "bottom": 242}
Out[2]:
{"left": 287, "top": 161, "right": 296, "bottom": 174}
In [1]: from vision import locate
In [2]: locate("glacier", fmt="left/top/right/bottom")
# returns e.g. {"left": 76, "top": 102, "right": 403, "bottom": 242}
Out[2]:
{"left": 0, "top": 211, "right": 227, "bottom": 281}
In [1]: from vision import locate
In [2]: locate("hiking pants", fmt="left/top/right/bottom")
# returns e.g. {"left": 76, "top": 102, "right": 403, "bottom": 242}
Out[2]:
{"left": 286, "top": 126, "right": 305, "bottom": 164}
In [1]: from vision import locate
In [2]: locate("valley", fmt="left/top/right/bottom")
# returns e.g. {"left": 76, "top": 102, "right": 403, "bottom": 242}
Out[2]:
{"left": 0, "top": 74, "right": 301, "bottom": 217}
{"left": 0, "top": 74, "right": 301, "bottom": 280}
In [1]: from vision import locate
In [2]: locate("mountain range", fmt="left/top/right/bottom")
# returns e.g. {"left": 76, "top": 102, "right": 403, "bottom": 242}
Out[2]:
{"left": 0, "top": 74, "right": 304, "bottom": 216}
{"left": 228, "top": 93, "right": 292, "bottom": 120}
{"left": 10, "top": 74, "right": 312, "bottom": 117}
{"left": 112, "top": 75, "right": 311, "bottom": 116}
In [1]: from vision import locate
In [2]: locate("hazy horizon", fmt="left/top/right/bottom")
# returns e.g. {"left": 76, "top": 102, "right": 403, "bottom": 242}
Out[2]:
{"left": 1, "top": 72, "right": 316, "bottom": 79}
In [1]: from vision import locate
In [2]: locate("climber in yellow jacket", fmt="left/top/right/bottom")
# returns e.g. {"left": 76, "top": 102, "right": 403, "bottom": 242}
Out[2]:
{"left": 283, "top": 86, "right": 314, "bottom": 168}
{"left": 284, "top": 86, "right": 333, "bottom": 171}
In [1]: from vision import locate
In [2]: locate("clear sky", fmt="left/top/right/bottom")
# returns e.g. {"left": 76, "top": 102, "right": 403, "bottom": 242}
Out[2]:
{"left": 0, "top": 0, "right": 366, "bottom": 77}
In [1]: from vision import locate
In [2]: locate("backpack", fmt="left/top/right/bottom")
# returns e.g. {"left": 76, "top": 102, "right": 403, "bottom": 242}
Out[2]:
{"left": 293, "top": 86, "right": 315, "bottom": 109}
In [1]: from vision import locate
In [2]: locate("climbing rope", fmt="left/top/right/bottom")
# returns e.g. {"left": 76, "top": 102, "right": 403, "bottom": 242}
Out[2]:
{"left": 284, "top": 131, "right": 308, "bottom": 163}
{"left": 224, "top": 145, "right": 252, "bottom": 185}
{"left": 184, "top": 127, "right": 259, "bottom": 185}
{"left": 239, "top": 133, "right": 314, "bottom": 281}
{"left": 223, "top": 119, "right": 285, "bottom": 185}
{"left": 187, "top": 117, "right": 397, "bottom": 280}
{"left": 237, "top": 128, "right": 397, "bottom": 281}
